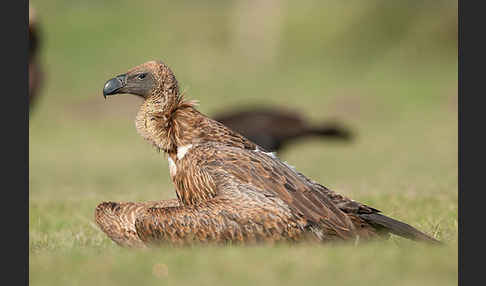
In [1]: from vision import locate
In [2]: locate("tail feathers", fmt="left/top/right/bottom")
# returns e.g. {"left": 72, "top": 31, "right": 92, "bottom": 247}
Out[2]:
{"left": 307, "top": 124, "right": 353, "bottom": 141}
{"left": 359, "top": 213, "right": 441, "bottom": 244}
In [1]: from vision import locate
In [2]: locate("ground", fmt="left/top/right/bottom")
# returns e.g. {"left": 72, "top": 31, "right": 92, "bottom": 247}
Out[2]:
{"left": 29, "top": 1, "right": 457, "bottom": 285}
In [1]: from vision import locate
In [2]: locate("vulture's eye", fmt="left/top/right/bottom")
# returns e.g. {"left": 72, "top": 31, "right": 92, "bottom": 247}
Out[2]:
{"left": 137, "top": 73, "right": 147, "bottom": 80}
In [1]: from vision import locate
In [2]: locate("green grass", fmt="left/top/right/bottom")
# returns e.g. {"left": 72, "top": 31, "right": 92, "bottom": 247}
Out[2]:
{"left": 30, "top": 0, "right": 457, "bottom": 285}
{"left": 31, "top": 243, "right": 457, "bottom": 286}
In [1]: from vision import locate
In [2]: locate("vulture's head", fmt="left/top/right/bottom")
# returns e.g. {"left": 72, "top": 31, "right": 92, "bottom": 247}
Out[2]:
{"left": 103, "top": 61, "right": 179, "bottom": 102}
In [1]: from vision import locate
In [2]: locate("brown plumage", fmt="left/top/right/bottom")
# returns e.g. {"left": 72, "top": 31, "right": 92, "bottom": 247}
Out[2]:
{"left": 96, "top": 60, "right": 440, "bottom": 247}
{"left": 213, "top": 108, "right": 353, "bottom": 152}
{"left": 29, "top": 6, "right": 43, "bottom": 111}
{"left": 95, "top": 200, "right": 180, "bottom": 247}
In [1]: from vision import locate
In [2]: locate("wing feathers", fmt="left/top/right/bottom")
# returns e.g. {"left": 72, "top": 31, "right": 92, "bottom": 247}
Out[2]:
{"left": 95, "top": 199, "right": 179, "bottom": 247}
{"left": 185, "top": 143, "right": 357, "bottom": 239}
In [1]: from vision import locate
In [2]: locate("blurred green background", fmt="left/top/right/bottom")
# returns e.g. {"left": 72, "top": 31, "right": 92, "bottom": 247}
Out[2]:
{"left": 29, "top": 0, "right": 457, "bottom": 285}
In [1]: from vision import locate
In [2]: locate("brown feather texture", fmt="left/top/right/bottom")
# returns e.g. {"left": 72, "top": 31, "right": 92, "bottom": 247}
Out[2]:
{"left": 95, "top": 200, "right": 180, "bottom": 248}
{"left": 96, "top": 60, "right": 441, "bottom": 247}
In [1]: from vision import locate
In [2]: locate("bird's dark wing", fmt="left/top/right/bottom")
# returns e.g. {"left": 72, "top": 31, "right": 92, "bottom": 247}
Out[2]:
{"left": 292, "top": 171, "right": 380, "bottom": 215}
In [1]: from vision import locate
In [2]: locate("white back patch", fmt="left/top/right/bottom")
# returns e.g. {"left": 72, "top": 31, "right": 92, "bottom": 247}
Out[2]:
{"left": 255, "top": 146, "right": 277, "bottom": 159}
{"left": 168, "top": 157, "right": 177, "bottom": 177}
{"left": 177, "top": 144, "right": 193, "bottom": 160}
{"left": 254, "top": 146, "right": 297, "bottom": 171}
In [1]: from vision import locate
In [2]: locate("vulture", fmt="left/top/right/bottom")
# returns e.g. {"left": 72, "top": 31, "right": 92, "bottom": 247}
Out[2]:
{"left": 96, "top": 60, "right": 440, "bottom": 247}
{"left": 29, "top": 6, "right": 43, "bottom": 112}
{"left": 213, "top": 108, "right": 353, "bottom": 152}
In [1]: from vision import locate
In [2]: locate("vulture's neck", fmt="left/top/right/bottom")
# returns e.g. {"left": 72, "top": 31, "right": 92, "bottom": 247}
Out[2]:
{"left": 136, "top": 95, "right": 259, "bottom": 159}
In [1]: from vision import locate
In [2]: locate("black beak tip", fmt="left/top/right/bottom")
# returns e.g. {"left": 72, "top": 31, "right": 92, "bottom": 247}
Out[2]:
{"left": 103, "top": 74, "right": 126, "bottom": 98}
{"left": 103, "top": 78, "right": 119, "bottom": 97}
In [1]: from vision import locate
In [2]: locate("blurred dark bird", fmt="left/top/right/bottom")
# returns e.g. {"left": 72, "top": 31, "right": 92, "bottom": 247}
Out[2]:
{"left": 96, "top": 60, "right": 440, "bottom": 247}
{"left": 213, "top": 108, "right": 353, "bottom": 152}
{"left": 29, "top": 6, "right": 43, "bottom": 112}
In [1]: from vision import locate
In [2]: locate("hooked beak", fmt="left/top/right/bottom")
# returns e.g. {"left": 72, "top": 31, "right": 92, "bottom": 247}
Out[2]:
{"left": 103, "top": 74, "right": 127, "bottom": 98}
